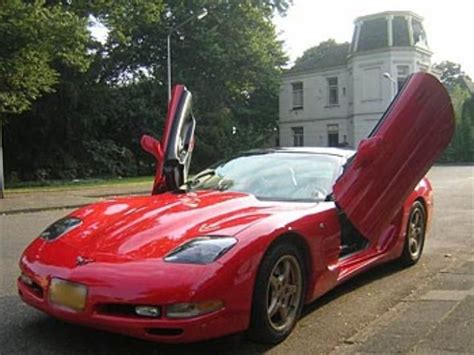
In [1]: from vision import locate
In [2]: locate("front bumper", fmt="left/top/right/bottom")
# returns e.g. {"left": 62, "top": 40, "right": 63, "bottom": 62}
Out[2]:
{"left": 17, "top": 238, "right": 255, "bottom": 344}
{"left": 17, "top": 273, "right": 247, "bottom": 343}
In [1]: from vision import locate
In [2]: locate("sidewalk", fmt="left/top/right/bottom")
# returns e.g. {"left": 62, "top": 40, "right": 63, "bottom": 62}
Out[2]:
{"left": 331, "top": 254, "right": 474, "bottom": 354}
{"left": 0, "top": 183, "right": 151, "bottom": 214}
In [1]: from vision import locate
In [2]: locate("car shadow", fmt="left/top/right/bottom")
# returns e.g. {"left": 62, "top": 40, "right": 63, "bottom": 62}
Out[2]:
{"left": 18, "top": 316, "right": 265, "bottom": 355}
{"left": 9, "top": 261, "right": 406, "bottom": 354}
{"left": 301, "top": 260, "right": 405, "bottom": 318}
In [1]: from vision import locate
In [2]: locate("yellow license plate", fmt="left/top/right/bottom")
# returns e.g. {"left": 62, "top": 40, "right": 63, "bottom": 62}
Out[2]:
{"left": 48, "top": 278, "right": 87, "bottom": 311}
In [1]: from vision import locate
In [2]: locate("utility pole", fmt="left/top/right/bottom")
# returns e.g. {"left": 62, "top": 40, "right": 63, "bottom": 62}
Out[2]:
{"left": 167, "top": 8, "right": 208, "bottom": 102}
{"left": 0, "top": 119, "right": 4, "bottom": 199}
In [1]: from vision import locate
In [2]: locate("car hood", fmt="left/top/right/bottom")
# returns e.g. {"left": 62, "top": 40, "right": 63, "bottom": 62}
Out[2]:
{"left": 56, "top": 190, "right": 316, "bottom": 260}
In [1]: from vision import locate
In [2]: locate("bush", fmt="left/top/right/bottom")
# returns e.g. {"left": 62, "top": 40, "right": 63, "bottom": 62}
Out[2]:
{"left": 84, "top": 139, "right": 137, "bottom": 177}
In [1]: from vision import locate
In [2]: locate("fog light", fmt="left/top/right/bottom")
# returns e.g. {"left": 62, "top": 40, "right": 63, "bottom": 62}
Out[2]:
{"left": 20, "top": 274, "right": 33, "bottom": 286}
{"left": 135, "top": 306, "right": 161, "bottom": 318}
{"left": 166, "top": 300, "right": 224, "bottom": 319}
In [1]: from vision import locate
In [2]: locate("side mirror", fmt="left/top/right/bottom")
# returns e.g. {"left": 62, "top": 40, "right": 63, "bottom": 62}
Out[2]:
{"left": 353, "top": 136, "right": 384, "bottom": 168}
{"left": 140, "top": 135, "right": 163, "bottom": 161}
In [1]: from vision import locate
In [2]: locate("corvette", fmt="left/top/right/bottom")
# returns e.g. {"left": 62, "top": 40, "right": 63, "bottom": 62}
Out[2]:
{"left": 18, "top": 73, "right": 454, "bottom": 344}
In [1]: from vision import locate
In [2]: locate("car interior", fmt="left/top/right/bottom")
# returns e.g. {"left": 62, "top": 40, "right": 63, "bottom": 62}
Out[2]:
{"left": 337, "top": 210, "right": 369, "bottom": 257}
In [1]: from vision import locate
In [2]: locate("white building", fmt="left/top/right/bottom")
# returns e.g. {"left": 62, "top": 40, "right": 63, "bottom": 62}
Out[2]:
{"left": 279, "top": 11, "right": 438, "bottom": 148}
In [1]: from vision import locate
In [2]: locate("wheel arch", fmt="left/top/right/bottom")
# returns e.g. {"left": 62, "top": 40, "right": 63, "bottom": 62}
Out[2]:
{"left": 263, "top": 232, "right": 313, "bottom": 296}
{"left": 247, "top": 231, "right": 313, "bottom": 342}
{"left": 414, "top": 196, "right": 428, "bottom": 222}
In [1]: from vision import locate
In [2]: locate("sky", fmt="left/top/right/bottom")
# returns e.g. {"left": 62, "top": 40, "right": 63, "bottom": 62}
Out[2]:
{"left": 273, "top": 0, "right": 473, "bottom": 77}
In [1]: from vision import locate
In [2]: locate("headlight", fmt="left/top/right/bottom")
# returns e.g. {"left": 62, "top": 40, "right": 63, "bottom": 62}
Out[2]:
{"left": 40, "top": 217, "right": 82, "bottom": 241}
{"left": 164, "top": 236, "right": 237, "bottom": 264}
{"left": 166, "top": 300, "right": 224, "bottom": 318}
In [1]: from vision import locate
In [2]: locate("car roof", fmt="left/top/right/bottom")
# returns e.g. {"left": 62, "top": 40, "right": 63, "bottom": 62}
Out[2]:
{"left": 244, "top": 147, "right": 356, "bottom": 159}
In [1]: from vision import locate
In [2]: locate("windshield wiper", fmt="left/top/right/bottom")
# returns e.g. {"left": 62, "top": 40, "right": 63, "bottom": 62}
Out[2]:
{"left": 255, "top": 196, "right": 322, "bottom": 203}
{"left": 185, "top": 169, "right": 216, "bottom": 190}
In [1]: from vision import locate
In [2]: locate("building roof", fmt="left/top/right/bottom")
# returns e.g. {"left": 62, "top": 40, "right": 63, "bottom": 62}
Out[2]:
{"left": 353, "top": 11, "right": 428, "bottom": 53}
{"left": 285, "top": 10, "right": 429, "bottom": 76}
{"left": 354, "top": 11, "right": 423, "bottom": 23}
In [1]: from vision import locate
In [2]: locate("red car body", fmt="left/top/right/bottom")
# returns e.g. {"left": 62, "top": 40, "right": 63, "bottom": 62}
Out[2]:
{"left": 18, "top": 73, "right": 454, "bottom": 343}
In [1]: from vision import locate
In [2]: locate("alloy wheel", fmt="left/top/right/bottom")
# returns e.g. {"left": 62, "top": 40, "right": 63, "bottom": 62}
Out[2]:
{"left": 266, "top": 255, "right": 303, "bottom": 333}
{"left": 407, "top": 207, "right": 425, "bottom": 259}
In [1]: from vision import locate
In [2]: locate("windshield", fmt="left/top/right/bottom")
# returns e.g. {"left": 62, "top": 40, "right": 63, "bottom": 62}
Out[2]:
{"left": 187, "top": 152, "right": 344, "bottom": 202}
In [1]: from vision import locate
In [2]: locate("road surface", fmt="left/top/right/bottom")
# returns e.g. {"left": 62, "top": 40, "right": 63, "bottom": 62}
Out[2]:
{"left": 0, "top": 166, "right": 472, "bottom": 354}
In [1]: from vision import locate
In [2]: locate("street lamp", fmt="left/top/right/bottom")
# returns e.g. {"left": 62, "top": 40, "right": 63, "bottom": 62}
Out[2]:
{"left": 167, "top": 8, "right": 208, "bottom": 102}
{"left": 383, "top": 72, "right": 398, "bottom": 100}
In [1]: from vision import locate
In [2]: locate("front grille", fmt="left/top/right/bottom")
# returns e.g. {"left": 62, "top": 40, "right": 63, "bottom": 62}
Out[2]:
{"left": 146, "top": 327, "right": 184, "bottom": 336}
{"left": 97, "top": 303, "right": 162, "bottom": 318}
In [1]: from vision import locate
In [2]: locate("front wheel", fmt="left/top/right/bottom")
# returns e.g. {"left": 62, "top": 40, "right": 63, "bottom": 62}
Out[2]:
{"left": 247, "top": 240, "right": 305, "bottom": 344}
{"left": 399, "top": 201, "right": 426, "bottom": 266}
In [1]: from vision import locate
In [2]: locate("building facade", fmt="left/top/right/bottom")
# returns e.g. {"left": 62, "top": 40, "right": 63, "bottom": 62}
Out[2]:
{"left": 279, "top": 11, "right": 438, "bottom": 148}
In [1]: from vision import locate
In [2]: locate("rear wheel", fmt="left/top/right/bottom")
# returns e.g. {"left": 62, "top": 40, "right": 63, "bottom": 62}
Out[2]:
{"left": 247, "top": 240, "right": 305, "bottom": 344}
{"left": 399, "top": 201, "right": 426, "bottom": 266}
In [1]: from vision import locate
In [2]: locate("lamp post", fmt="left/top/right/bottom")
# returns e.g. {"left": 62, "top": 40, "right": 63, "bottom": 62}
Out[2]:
{"left": 167, "top": 8, "right": 208, "bottom": 102}
{"left": 383, "top": 72, "right": 398, "bottom": 100}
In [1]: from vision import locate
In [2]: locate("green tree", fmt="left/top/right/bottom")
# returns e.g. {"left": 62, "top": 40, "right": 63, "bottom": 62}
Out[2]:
{"left": 4, "top": 0, "right": 290, "bottom": 184}
{"left": 460, "top": 94, "right": 474, "bottom": 161}
{"left": 444, "top": 85, "right": 471, "bottom": 161}
{"left": 289, "top": 39, "right": 350, "bottom": 73}
{"left": 82, "top": 0, "right": 289, "bottom": 170}
{"left": 0, "top": 0, "right": 90, "bottom": 113}
{"left": 435, "top": 61, "right": 470, "bottom": 93}
{"left": 436, "top": 61, "right": 473, "bottom": 162}
{"left": 0, "top": 0, "right": 91, "bottom": 197}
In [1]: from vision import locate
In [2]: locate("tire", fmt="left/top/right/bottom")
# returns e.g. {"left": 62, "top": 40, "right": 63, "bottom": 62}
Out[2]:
{"left": 399, "top": 201, "right": 426, "bottom": 267}
{"left": 247, "top": 240, "right": 306, "bottom": 344}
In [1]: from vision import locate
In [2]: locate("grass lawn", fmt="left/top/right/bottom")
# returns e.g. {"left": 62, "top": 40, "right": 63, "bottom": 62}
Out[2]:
{"left": 5, "top": 176, "right": 154, "bottom": 194}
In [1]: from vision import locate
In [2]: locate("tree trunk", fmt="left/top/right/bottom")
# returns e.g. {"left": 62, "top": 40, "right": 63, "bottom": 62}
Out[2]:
{"left": 0, "top": 118, "right": 4, "bottom": 199}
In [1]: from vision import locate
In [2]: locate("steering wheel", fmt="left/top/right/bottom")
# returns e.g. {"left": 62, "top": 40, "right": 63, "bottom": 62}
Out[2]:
{"left": 291, "top": 182, "right": 329, "bottom": 201}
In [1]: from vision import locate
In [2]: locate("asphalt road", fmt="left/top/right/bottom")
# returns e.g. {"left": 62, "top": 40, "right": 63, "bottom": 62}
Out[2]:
{"left": 0, "top": 166, "right": 472, "bottom": 354}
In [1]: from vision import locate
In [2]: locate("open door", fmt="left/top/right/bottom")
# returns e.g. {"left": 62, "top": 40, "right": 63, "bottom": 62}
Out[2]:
{"left": 141, "top": 85, "right": 195, "bottom": 194}
{"left": 333, "top": 72, "right": 454, "bottom": 243}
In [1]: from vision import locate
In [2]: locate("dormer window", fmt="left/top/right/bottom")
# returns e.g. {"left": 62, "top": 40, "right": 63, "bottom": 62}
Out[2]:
{"left": 412, "top": 19, "right": 428, "bottom": 48}
{"left": 352, "top": 13, "right": 429, "bottom": 52}
{"left": 392, "top": 16, "right": 410, "bottom": 46}
{"left": 357, "top": 18, "right": 388, "bottom": 51}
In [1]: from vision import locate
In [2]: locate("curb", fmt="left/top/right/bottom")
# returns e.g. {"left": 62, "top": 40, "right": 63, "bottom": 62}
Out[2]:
{"left": 0, "top": 204, "right": 89, "bottom": 216}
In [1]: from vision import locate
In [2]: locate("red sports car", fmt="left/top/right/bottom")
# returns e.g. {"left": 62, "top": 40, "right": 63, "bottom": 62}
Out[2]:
{"left": 18, "top": 73, "right": 454, "bottom": 344}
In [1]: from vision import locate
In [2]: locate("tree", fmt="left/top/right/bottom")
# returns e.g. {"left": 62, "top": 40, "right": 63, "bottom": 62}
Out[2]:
{"left": 436, "top": 61, "right": 474, "bottom": 162}
{"left": 460, "top": 94, "right": 474, "bottom": 161}
{"left": 72, "top": 0, "right": 289, "bottom": 170}
{"left": 435, "top": 61, "right": 471, "bottom": 93}
{"left": 3, "top": 0, "right": 290, "bottom": 184}
{"left": 0, "top": 0, "right": 91, "bottom": 197}
{"left": 0, "top": 1, "right": 90, "bottom": 114}
{"left": 289, "top": 39, "right": 350, "bottom": 73}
